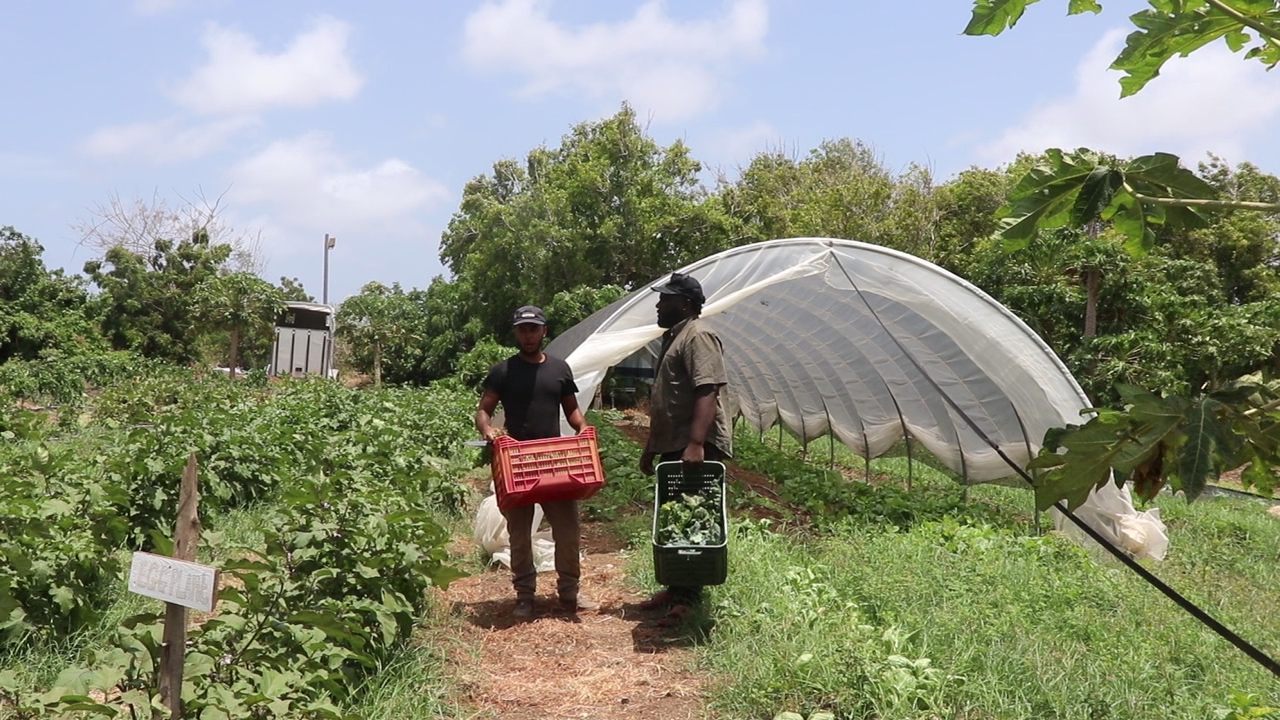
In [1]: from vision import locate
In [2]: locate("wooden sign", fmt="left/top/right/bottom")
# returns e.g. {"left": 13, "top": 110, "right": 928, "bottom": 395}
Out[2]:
{"left": 128, "top": 551, "right": 219, "bottom": 613}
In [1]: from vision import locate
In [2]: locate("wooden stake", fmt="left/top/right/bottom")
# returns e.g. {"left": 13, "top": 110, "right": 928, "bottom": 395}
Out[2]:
{"left": 159, "top": 453, "right": 201, "bottom": 719}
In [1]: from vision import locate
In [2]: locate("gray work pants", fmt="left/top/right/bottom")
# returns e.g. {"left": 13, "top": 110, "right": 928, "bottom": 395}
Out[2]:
{"left": 502, "top": 500, "right": 581, "bottom": 601}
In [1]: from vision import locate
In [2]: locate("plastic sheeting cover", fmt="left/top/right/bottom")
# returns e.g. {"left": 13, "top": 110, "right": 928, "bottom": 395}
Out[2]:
{"left": 546, "top": 238, "right": 1169, "bottom": 560}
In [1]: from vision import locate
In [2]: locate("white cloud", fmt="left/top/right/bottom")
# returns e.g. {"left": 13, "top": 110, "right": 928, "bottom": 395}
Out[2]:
{"left": 81, "top": 115, "right": 258, "bottom": 163}
{"left": 462, "top": 0, "right": 767, "bottom": 121}
{"left": 977, "top": 29, "right": 1280, "bottom": 166}
{"left": 172, "top": 16, "right": 363, "bottom": 115}
{"left": 227, "top": 133, "right": 450, "bottom": 254}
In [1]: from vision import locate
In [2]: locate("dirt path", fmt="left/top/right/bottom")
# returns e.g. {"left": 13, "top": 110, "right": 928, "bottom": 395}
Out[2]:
{"left": 436, "top": 524, "right": 710, "bottom": 720}
{"left": 431, "top": 416, "right": 802, "bottom": 719}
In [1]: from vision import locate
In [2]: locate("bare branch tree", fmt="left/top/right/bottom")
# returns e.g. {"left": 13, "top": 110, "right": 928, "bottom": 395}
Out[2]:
{"left": 73, "top": 187, "right": 268, "bottom": 274}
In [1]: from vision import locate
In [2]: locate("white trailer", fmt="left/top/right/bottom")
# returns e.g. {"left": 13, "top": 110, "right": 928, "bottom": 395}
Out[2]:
{"left": 270, "top": 301, "right": 337, "bottom": 379}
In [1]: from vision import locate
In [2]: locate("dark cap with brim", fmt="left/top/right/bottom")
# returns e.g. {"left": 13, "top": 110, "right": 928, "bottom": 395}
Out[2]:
{"left": 650, "top": 272, "right": 705, "bottom": 304}
{"left": 512, "top": 305, "right": 547, "bottom": 326}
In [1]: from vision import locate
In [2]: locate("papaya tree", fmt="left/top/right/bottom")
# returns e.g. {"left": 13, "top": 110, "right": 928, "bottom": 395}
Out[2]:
{"left": 965, "top": 1, "right": 1280, "bottom": 244}
{"left": 337, "top": 282, "right": 419, "bottom": 387}
{"left": 965, "top": 0, "right": 1280, "bottom": 505}
{"left": 191, "top": 272, "right": 286, "bottom": 379}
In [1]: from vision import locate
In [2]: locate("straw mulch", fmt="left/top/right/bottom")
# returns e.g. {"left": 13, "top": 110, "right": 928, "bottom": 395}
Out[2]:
{"left": 437, "top": 544, "right": 712, "bottom": 720}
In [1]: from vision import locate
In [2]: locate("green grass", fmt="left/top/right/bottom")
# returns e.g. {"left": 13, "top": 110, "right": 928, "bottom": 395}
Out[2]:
{"left": 632, "top": 424, "right": 1280, "bottom": 719}
{"left": 682, "top": 509, "right": 1280, "bottom": 719}
{"left": 339, "top": 599, "right": 474, "bottom": 720}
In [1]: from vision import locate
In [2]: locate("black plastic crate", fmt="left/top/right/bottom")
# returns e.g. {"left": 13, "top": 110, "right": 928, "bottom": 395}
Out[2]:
{"left": 652, "top": 460, "right": 728, "bottom": 587}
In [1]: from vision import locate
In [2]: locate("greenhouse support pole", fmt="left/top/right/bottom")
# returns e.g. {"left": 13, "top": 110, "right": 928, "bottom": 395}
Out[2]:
{"left": 853, "top": 410, "right": 871, "bottom": 483}
{"left": 823, "top": 404, "right": 835, "bottom": 470}
{"left": 904, "top": 433, "right": 914, "bottom": 491}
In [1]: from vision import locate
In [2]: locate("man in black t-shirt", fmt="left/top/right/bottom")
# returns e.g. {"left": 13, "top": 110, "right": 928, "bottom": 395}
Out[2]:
{"left": 475, "top": 305, "right": 597, "bottom": 618}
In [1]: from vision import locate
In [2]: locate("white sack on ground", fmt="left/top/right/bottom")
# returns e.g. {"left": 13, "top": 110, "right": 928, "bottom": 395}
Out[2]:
{"left": 473, "top": 493, "right": 556, "bottom": 572}
{"left": 547, "top": 237, "right": 1171, "bottom": 561}
{"left": 1053, "top": 481, "right": 1169, "bottom": 561}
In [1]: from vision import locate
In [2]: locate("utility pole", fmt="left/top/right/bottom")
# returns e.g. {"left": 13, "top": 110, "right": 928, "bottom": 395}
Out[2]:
{"left": 323, "top": 233, "right": 336, "bottom": 305}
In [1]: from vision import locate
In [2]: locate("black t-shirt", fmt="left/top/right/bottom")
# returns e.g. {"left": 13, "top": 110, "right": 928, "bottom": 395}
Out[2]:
{"left": 482, "top": 353, "right": 578, "bottom": 440}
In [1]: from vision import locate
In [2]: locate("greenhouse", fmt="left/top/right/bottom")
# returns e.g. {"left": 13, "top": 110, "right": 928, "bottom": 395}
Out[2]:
{"left": 547, "top": 237, "right": 1169, "bottom": 561}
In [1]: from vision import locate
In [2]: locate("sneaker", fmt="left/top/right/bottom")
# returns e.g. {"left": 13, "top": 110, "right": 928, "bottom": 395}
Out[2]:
{"left": 512, "top": 598, "right": 535, "bottom": 618}
{"left": 559, "top": 595, "right": 600, "bottom": 612}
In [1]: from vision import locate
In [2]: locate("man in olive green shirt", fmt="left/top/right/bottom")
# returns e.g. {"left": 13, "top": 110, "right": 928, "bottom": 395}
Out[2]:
{"left": 639, "top": 271, "right": 732, "bottom": 625}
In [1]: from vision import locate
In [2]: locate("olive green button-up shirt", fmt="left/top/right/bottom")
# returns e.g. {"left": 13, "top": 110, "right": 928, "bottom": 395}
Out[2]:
{"left": 648, "top": 317, "right": 733, "bottom": 457}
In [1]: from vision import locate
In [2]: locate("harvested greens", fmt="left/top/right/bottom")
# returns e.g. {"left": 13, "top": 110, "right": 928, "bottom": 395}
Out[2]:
{"left": 655, "top": 485, "right": 724, "bottom": 546}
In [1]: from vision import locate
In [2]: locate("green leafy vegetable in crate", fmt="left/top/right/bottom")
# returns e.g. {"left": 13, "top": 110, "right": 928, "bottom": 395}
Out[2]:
{"left": 656, "top": 486, "right": 723, "bottom": 546}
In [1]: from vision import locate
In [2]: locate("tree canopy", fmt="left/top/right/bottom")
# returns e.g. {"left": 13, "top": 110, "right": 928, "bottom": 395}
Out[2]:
{"left": 83, "top": 230, "right": 232, "bottom": 364}
{"left": 4, "top": 93, "right": 1277, "bottom": 505}
{"left": 440, "top": 104, "right": 734, "bottom": 338}
{"left": 0, "top": 227, "right": 102, "bottom": 364}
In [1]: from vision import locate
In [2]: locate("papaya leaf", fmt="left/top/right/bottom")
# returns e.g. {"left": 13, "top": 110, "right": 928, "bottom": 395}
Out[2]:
{"left": 995, "top": 149, "right": 1100, "bottom": 243}
{"left": 1068, "top": 0, "right": 1103, "bottom": 14}
{"left": 1125, "top": 153, "right": 1218, "bottom": 199}
{"left": 964, "top": 0, "right": 1100, "bottom": 36}
{"left": 1246, "top": 39, "right": 1280, "bottom": 66}
{"left": 1225, "top": 27, "right": 1252, "bottom": 52}
{"left": 964, "top": 0, "right": 1040, "bottom": 35}
{"left": 1129, "top": 442, "right": 1167, "bottom": 501}
{"left": 1032, "top": 419, "right": 1128, "bottom": 511}
{"left": 1027, "top": 450, "right": 1067, "bottom": 471}
{"left": 1072, "top": 167, "right": 1123, "bottom": 221}
{"left": 1115, "top": 383, "right": 1169, "bottom": 416}
{"left": 1177, "top": 397, "right": 1223, "bottom": 501}
{"left": 1113, "top": 8, "right": 1250, "bottom": 97}
{"left": 1036, "top": 467, "right": 1106, "bottom": 513}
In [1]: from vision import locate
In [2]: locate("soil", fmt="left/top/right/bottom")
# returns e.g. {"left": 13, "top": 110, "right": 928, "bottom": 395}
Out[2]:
{"left": 436, "top": 531, "right": 711, "bottom": 720}
{"left": 1212, "top": 463, "right": 1279, "bottom": 498}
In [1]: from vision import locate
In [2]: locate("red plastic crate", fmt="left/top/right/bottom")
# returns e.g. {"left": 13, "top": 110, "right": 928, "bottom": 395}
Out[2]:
{"left": 490, "top": 427, "right": 606, "bottom": 511}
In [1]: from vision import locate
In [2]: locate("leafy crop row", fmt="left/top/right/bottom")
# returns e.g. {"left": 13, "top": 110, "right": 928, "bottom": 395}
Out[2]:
{"left": 1, "top": 368, "right": 479, "bottom": 716}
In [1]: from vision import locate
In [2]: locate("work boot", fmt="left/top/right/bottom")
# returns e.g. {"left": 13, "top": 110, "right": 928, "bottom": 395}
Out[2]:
{"left": 512, "top": 598, "right": 535, "bottom": 618}
{"left": 638, "top": 589, "right": 673, "bottom": 610}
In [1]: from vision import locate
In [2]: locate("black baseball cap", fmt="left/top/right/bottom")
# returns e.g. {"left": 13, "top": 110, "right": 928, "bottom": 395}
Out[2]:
{"left": 651, "top": 272, "right": 705, "bottom": 304}
{"left": 512, "top": 305, "right": 547, "bottom": 326}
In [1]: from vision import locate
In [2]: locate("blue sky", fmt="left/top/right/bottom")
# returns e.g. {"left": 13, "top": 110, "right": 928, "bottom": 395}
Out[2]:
{"left": 4, "top": 0, "right": 1279, "bottom": 304}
